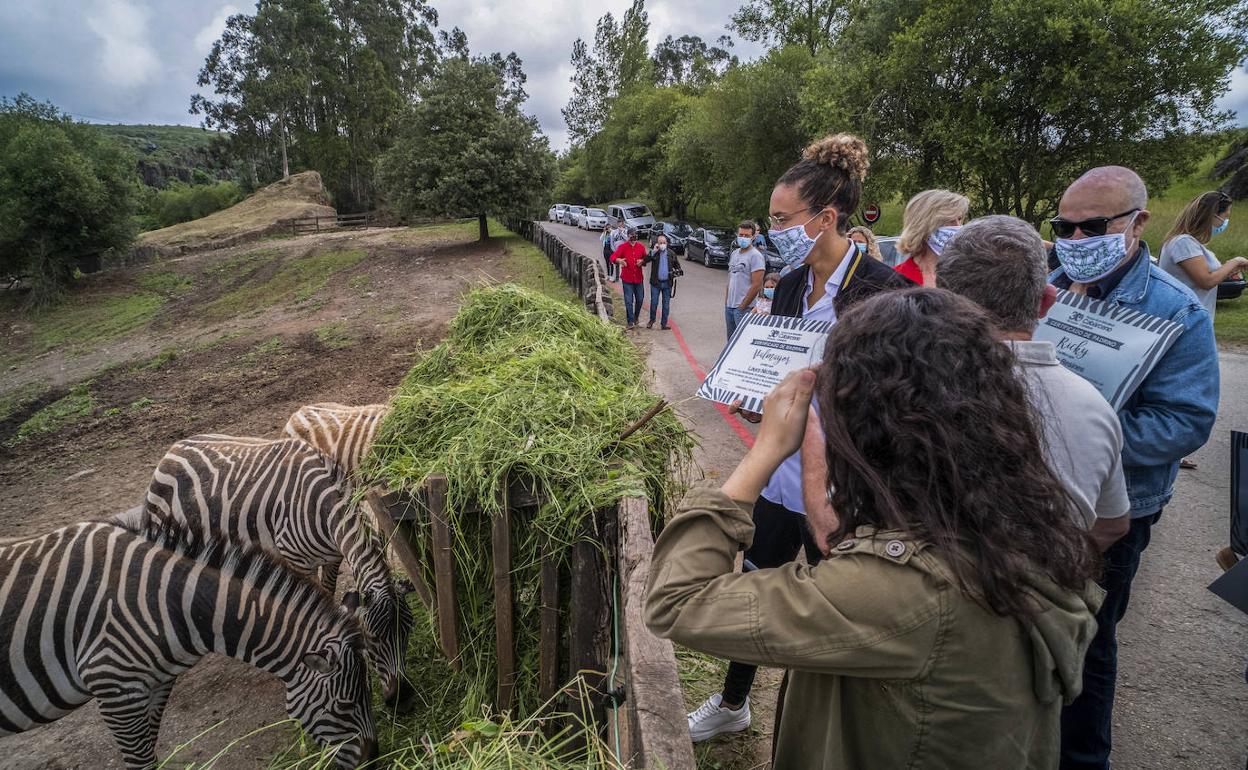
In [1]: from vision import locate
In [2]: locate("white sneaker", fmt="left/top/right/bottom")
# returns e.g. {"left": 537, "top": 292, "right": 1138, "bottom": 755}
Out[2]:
{"left": 687, "top": 693, "right": 750, "bottom": 742}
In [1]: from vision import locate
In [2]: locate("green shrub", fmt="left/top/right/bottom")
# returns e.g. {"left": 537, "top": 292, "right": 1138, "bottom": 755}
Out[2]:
{"left": 150, "top": 180, "right": 245, "bottom": 229}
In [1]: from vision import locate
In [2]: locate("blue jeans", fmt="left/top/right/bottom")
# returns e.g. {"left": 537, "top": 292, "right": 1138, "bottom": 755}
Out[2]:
{"left": 622, "top": 281, "right": 644, "bottom": 326}
{"left": 725, "top": 306, "right": 747, "bottom": 339}
{"left": 649, "top": 281, "right": 671, "bottom": 326}
{"left": 1060, "top": 511, "right": 1161, "bottom": 770}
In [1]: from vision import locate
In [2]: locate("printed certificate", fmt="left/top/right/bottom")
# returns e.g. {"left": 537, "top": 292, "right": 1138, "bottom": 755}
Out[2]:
{"left": 697, "top": 314, "right": 832, "bottom": 412}
{"left": 1034, "top": 290, "right": 1184, "bottom": 411}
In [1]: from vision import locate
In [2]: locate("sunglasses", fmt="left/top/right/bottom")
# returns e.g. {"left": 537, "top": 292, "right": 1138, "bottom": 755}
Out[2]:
{"left": 1048, "top": 208, "right": 1139, "bottom": 239}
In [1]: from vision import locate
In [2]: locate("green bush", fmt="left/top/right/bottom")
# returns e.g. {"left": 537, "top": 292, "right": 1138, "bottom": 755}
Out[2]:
{"left": 149, "top": 180, "right": 244, "bottom": 229}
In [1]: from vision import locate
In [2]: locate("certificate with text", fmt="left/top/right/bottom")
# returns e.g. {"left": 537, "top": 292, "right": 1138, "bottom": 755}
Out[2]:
{"left": 696, "top": 314, "right": 832, "bottom": 412}
{"left": 1033, "top": 290, "right": 1184, "bottom": 411}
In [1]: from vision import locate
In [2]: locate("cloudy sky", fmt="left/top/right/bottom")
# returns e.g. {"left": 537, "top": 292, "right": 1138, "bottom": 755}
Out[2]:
{"left": 1, "top": 0, "right": 1245, "bottom": 151}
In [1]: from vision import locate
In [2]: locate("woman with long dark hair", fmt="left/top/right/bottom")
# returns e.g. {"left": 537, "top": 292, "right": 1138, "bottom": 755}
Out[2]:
{"left": 646, "top": 288, "right": 1102, "bottom": 770}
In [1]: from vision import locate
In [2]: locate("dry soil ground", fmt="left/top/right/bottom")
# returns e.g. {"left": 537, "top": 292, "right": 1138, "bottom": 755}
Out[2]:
{"left": 0, "top": 222, "right": 557, "bottom": 768}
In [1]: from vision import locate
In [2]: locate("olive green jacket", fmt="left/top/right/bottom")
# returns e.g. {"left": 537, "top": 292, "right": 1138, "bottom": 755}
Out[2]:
{"left": 644, "top": 486, "right": 1104, "bottom": 770}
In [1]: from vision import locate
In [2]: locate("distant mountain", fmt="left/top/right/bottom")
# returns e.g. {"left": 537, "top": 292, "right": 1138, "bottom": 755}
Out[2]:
{"left": 89, "top": 124, "right": 236, "bottom": 189}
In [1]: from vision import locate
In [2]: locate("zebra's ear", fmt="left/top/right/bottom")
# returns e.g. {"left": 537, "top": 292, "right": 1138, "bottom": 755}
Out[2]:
{"left": 302, "top": 651, "right": 335, "bottom": 674}
{"left": 396, "top": 578, "right": 416, "bottom": 596}
{"left": 342, "top": 591, "right": 361, "bottom": 613}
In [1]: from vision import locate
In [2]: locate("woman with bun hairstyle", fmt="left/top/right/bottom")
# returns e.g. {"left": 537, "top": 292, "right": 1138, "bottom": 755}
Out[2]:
{"left": 683, "top": 134, "right": 912, "bottom": 743}
{"left": 895, "top": 189, "right": 970, "bottom": 285}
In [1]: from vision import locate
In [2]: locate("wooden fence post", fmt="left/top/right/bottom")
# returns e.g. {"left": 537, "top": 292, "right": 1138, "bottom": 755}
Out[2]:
{"left": 427, "top": 475, "right": 461, "bottom": 670}
{"left": 492, "top": 478, "right": 516, "bottom": 711}
{"left": 568, "top": 507, "right": 615, "bottom": 742}
{"left": 364, "top": 489, "right": 434, "bottom": 612}
{"left": 616, "top": 495, "right": 695, "bottom": 769}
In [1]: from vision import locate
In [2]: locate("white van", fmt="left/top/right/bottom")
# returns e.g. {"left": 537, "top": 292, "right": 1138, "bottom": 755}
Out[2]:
{"left": 607, "top": 202, "right": 656, "bottom": 235}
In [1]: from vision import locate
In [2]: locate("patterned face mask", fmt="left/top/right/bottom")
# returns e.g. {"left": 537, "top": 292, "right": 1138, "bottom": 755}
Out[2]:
{"left": 926, "top": 226, "right": 961, "bottom": 257}
{"left": 769, "top": 212, "right": 823, "bottom": 267}
{"left": 1213, "top": 217, "right": 1230, "bottom": 236}
{"left": 1054, "top": 213, "right": 1138, "bottom": 283}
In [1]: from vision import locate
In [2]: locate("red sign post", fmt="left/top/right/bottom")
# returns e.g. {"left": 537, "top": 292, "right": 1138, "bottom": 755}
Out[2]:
{"left": 863, "top": 204, "right": 881, "bottom": 224}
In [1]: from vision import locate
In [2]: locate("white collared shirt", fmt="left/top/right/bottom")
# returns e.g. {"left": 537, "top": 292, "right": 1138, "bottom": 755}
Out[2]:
{"left": 761, "top": 242, "right": 856, "bottom": 513}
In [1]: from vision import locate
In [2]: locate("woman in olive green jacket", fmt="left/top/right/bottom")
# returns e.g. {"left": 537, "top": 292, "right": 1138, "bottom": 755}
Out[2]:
{"left": 645, "top": 288, "right": 1103, "bottom": 769}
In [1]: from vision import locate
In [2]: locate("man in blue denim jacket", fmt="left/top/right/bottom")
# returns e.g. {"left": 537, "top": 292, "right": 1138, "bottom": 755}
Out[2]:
{"left": 1049, "top": 167, "right": 1219, "bottom": 769}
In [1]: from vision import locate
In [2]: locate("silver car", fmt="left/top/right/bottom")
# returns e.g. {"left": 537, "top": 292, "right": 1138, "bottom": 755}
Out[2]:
{"left": 548, "top": 203, "right": 568, "bottom": 222}
{"left": 564, "top": 205, "right": 586, "bottom": 226}
{"left": 606, "top": 202, "right": 656, "bottom": 235}
{"left": 578, "top": 207, "right": 608, "bottom": 230}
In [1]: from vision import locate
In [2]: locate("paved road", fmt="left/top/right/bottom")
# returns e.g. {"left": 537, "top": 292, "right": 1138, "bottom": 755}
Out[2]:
{"left": 541, "top": 222, "right": 1248, "bottom": 769}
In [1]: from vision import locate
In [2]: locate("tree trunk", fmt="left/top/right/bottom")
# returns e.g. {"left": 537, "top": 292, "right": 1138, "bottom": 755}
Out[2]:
{"left": 478, "top": 213, "right": 489, "bottom": 240}
{"left": 278, "top": 116, "right": 290, "bottom": 178}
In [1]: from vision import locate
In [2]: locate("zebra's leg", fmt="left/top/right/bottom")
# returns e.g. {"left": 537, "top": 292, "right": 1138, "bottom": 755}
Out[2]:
{"left": 146, "top": 677, "right": 175, "bottom": 745}
{"left": 320, "top": 560, "right": 342, "bottom": 593}
{"left": 93, "top": 686, "right": 160, "bottom": 769}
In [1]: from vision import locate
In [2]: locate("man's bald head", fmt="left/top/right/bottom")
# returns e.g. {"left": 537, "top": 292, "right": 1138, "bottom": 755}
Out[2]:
{"left": 1063, "top": 164, "right": 1148, "bottom": 213}
{"left": 1057, "top": 165, "right": 1150, "bottom": 254}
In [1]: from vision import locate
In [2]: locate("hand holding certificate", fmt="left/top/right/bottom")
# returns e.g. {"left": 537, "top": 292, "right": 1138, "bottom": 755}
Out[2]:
{"left": 697, "top": 314, "right": 833, "bottom": 413}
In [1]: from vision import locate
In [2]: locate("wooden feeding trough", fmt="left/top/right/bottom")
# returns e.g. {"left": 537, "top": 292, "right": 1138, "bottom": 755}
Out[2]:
{"left": 363, "top": 471, "right": 695, "bottom": 769}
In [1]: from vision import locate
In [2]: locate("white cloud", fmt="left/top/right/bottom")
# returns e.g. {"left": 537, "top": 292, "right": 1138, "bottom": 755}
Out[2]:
{"left": 86, "top": 0, "right": 159, "bottom": 90}
{"left": 195, "top": 4, "right": 240, "bottom": 54}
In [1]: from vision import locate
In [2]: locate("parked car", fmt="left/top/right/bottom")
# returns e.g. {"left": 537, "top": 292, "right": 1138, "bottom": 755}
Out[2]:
{"left": 753, "top": 231, "right": 787, "bottom": 272}
{"left": 606, "top": 202, "right": 656, "bottom": 235}
{"left": 563, "top": 205, "right": 586, "bottom": 226}
{"left": 685, "top": 227, "right": 735, "bottom": 267}
{"left": 649, "top": 221, "right": 693, "bottom": 254}
{"left": 578, "top": 207, "right": 609, "bottom": 230}
{"left": 548, "top": 203, "right": 568, "bottom": 222}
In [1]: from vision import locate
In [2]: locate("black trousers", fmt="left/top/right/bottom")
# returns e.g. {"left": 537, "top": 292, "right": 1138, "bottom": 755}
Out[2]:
{"left": 721, "top": 495, "right": 823, "bottom": 706}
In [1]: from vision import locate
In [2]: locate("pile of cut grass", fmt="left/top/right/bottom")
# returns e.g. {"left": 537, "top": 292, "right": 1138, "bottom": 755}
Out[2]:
{"left": 363, "top": 283, "right": 693, "bottom": 720}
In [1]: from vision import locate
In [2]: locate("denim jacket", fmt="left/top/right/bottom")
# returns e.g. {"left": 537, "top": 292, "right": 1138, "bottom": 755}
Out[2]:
{"left": 1050, "top": 243, "right": 1219, "bottom": 517}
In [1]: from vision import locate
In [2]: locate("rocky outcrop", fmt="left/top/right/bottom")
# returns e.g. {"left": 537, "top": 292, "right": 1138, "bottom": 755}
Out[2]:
{"left": 1215, "top": 132, "right": 1248, "bottom": 200}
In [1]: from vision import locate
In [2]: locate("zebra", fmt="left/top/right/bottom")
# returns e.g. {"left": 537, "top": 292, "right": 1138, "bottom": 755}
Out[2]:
{"left": 141, "top": 434, "right": 416, "bottom": 711}
{"left": 283, "top": 402, "right": 390, "bottom": 479}
{"left": 282, "top": 402, "right": 390, "bottom": 593}
{"left": 0, "top": 518, "right": 377, "bottom": 769}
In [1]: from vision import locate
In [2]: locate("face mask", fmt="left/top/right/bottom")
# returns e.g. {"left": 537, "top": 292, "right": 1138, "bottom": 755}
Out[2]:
{"left": 1213, "top": 217, "right": 1230, "bottom": 236}
{"left": 926, "top": 226, "right": 961, "bottom": 257}
{"left": 853, "top": 241, "right": 867, "bottom": 255}
{"left": 736, "top": 236, "right": 752, "bottom": 249}
{"left": 1054, "top": 213, "right": 1138, "bottom": 283}
{"left": 769, "top": 212, "right": 823, "bottom": 267}
{"left": 762, "top": 287, "right": 775, "bottom": 299}
{"left": 657, "top": 244, "right": 667, "bottom": 251}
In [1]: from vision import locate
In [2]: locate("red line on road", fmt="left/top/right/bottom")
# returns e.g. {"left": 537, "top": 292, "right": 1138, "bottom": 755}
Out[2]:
{"left": 607, "top": 277, "right": 755, "bottom": 448}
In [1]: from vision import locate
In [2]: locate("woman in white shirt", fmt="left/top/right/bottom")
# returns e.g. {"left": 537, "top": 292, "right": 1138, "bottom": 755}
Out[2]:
{"left": 1159, "top": 190, "right": 1247, "bottom": 317}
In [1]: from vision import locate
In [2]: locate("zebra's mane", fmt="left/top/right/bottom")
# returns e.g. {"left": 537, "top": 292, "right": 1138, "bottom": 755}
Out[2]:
{"left": 113, "top": 516, "right": 365, "bottom": 649}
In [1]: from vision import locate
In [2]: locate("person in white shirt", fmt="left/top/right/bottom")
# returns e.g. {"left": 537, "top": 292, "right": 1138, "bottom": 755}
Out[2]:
{"left": 1158, "top": 190, "right": 1246, "bottom": 318}
{"left": 687, "top": 133, "right": 911, "bottom": 743}
{"left": 724, "top": 220, "right": 766, "bottom": 339}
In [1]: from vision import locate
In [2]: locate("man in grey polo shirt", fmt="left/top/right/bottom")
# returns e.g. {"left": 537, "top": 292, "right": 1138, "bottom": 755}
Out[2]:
{"left": 938, "top": 215, "right": 1130, "bottom": 549}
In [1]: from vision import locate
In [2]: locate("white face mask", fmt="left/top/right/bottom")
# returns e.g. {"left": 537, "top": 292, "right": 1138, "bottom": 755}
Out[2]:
{"left": 1054, "top": 213, "right": 1139, "bottom": 283}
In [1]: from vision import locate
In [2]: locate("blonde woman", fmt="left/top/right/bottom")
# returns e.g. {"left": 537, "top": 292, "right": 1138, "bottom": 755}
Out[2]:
{"left": 847, "top": 226, "right": 882, "bottom": 261}
{"left": 1159, "top": 190, "right": 1245, "bottom": 318}
{"left": 895, "top": 189, "right": 970, "bottom": 285}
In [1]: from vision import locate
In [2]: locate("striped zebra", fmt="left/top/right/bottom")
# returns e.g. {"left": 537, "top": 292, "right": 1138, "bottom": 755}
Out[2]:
{"left": 283, "top": 402, "right": 390, "bottom": 479}
{"left": 141, "top": 435, "right": 415, "bottom": 710}
{"left": 0, "top": 518, "right": 377, "bottom": 769}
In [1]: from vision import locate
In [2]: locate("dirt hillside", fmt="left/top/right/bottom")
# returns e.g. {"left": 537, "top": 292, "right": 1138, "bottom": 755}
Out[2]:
{"left": 137, "top": 171, "right": 337, "bottom": 255}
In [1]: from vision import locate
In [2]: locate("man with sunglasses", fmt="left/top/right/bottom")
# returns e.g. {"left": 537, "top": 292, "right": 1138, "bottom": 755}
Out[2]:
{"left": 1049, "top": 167, "right": 1219, "bottom": 770}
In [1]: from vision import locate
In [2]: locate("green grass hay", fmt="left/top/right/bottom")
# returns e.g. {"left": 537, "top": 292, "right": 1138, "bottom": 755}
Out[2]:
{"left": 363, "top": 283, "right": 694, "bottom": 720}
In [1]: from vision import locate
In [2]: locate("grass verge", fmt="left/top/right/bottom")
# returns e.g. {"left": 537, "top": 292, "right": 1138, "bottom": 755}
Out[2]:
{"left": 204, "top": 248, "right": 368, "bottom": 320}
{"left": 5, "top": 384, "right": 95, "bottom": 447}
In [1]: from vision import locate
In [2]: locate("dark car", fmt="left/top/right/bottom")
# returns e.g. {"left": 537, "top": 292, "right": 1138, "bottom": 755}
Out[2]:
{"left": 754, "top": 231, "right": 788, "bottom": 272}
{"left": 649, "top": 221, "right": 694, "bottom": 254}
{"left": 686, "top": 227, "right": 735, "bottom": 267}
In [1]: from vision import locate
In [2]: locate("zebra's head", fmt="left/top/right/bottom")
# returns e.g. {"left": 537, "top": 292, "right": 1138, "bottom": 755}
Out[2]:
{"left": 285, "top": 611, "right": 378, "bottom": 768}
{"left": 357, "top": 580, "right": 417, "bottom": 711}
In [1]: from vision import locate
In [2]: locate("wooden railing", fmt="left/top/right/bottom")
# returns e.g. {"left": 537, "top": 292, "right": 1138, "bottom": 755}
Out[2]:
{"left": 364, "top": 476, "right": 694, "bottom": 770}
{"left": 288, "top": 211, "right": 378, "bottom": 236}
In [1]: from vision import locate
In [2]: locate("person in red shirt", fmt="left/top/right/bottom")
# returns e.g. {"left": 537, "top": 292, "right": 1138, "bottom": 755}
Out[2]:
{"left": 612, "top": 228, "right": 648, "bottom": 330}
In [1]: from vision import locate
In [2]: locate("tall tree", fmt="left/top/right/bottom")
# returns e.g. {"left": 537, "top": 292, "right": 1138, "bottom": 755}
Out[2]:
{"left": 805, "top": 0, "right": 1248, "bottom": 221}
{"left": 0, "top": 95, "right": 138, "bottom": 306}
{"left": 376, "top": 55, "right": 556, "bottom": 239}
{"left": 731, "top": 0, "right": 845, "bottom": 56}
{"left": 192, "top": 0, "right": 440, "bottom": 209}
{"left": 653, "top": 35, "right": 736, "bottom": 89}
{"left": 561, "top": 0, "right": 652, "bottom": 143}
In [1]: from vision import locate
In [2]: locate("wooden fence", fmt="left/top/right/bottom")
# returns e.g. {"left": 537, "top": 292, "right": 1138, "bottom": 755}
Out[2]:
{"left": 288, "top": 211, "right": 378, "bottom": 236}
{"left": 363, "top": 477, "right": 693, "bottom": 769}
{"left": 509, "top": 219, "right": 614, "bottom": 323}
